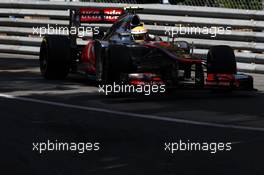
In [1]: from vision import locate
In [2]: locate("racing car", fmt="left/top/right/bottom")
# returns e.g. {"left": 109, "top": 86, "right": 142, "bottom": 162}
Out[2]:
{"left": 39, "top": 7, "right": 254, "bottom": 91}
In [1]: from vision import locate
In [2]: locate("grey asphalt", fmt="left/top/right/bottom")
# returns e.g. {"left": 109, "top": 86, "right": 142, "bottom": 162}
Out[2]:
{"left": 1, "top": 53, "right": 264, "bottom": 175}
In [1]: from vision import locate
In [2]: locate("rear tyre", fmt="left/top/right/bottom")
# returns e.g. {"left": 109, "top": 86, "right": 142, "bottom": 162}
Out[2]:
{"left": 39, "top": 35, "right": 71, "bottom": 79}
{"left": 207, "top": 45, "right": 237, "bottom": 74}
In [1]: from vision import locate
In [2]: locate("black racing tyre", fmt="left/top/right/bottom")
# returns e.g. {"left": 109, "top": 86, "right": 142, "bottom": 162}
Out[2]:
{"left": 195, "top": 63, "right": 204, "bottom": 88}
{"left": 207, "top": 45, "right": 237, "bottom": 74}
{"left": 39, "top": 35, "right": 71, "bottom": 79}
{"left": 96, "top": 44, "right": 132, "bottom": 84}
{"left": 95, "top": 42, "right": 114, "bottom": 84}
{"left": 95, "top": 41, "right": 103, "bottom": 83}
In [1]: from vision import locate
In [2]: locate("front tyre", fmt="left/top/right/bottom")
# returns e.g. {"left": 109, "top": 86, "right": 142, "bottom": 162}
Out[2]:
{"left": 96, "top": 45, "right": 132, "bottom": 84}
{"left": 195, "top": 63, "right": 204, "bottom": 88}
{"left": 207, "top": 45, "right": 237, "bottom": 74}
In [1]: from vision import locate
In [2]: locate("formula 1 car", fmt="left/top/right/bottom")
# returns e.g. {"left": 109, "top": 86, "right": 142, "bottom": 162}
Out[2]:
{"left": 39, "top": 7, "right": 254, "bottom": 91}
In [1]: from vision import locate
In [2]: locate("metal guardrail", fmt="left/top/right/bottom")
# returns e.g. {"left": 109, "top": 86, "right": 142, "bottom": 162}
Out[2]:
{"left": 0, "top": 0, "right": 264, "bottom": 73}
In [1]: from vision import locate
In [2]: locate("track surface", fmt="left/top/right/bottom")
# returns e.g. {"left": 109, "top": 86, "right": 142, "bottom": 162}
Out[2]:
{"left": 1, "top": 53, "right": 264, "bottom": 175}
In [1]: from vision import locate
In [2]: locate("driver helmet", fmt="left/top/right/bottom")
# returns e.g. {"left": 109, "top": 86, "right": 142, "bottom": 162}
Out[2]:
{"left": 131, "top": 25, "right": 148, "bottom": 42}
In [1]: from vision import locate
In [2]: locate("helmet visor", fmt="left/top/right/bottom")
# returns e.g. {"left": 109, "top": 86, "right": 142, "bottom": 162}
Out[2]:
{"left": 132, "top": 33, "right": 146, "bottom": 41}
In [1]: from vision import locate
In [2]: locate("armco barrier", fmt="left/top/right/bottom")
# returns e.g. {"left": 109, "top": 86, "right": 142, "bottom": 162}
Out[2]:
{"left": 0, "top": 0, "right": 264, "bottom": 73}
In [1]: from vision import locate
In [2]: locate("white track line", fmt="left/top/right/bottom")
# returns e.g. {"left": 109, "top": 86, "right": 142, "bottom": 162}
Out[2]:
{"left": 1, "top": 93, "right": 264, "bottom": 132}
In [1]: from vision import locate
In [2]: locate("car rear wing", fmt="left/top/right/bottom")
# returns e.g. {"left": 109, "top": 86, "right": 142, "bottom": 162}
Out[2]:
{"left": 68, "top": 7, "right": 142, "bottom": 47}
{"left": 69, "top": 7, "right": 124, "bottom": 45}
{"left": 69, "top": 7, "right": 125, "bottom": 26}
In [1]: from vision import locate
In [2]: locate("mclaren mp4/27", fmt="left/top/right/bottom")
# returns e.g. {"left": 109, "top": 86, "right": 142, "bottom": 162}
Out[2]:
{"left": 39, "top": 7, "right": 254, "bottom": 92}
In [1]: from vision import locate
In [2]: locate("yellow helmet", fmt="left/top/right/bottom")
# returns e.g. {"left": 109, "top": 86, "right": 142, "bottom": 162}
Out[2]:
{"left": 131, "top": 25, "right": 148, "bottom": 42}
